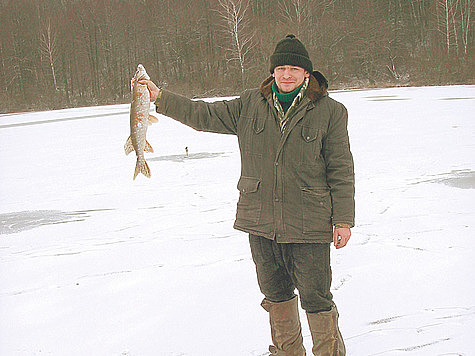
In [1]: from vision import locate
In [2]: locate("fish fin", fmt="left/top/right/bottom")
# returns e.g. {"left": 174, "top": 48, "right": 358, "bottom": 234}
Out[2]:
{"left": 148, "top": 114, "right": 159, "bottom": 124}
{"left": 144, "top": 140, "right": 154, "bottom": 153}
{"left": 124, "top": 136, "right": 134, "bottom": 155}
{"left": 133, "top": 159, "right": 151, "bottom": 180}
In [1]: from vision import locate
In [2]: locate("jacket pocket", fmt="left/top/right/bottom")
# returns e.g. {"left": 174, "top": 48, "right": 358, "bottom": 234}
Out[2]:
{"left": 301, "top": 126, "right": 323, "bottom": 164}
{"left": 241, "top": 116, "right": 265, "bottom": 156}
{"left": 236, "top": 176, "right": 262, "bottom": 224}
{"left": 301, "top": 187, "right": 332, "bottom": 233}
{"left": 253, "top": 116, "right": 266, "bottom": 134}
{"left": 302, "top": 125, "right": 319, "bottom": 142}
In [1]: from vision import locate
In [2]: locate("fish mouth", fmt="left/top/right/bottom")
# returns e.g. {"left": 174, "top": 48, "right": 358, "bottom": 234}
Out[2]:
{"left": 135, "top": 73, "right": 150, "bottom": 81}
{"left": 134, "top": 64, "right": 150, "bottom": 81}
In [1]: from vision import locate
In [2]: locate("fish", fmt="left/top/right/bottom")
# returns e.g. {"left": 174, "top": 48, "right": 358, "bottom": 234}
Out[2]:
{"left": 124, "top": 64, "right": 158, "bottom": 179}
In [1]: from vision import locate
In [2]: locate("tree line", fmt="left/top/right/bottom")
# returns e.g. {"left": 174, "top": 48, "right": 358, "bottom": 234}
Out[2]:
{"left": 0, "top": 0, "right": 473, "bottom": 113}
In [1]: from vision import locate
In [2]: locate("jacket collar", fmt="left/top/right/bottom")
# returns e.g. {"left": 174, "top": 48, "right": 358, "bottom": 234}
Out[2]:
{"left": 260, "top": 70, "right": 328, "bottom": 102}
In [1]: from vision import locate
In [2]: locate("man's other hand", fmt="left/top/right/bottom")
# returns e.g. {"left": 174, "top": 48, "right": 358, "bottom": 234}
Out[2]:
{"left": 334, "top": 227, "right": 351, "bottom": 249}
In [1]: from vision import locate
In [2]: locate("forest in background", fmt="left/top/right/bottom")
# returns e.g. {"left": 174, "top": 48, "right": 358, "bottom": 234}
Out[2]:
{"left": 0, "top": 0, "right": 473, "bottom": 113}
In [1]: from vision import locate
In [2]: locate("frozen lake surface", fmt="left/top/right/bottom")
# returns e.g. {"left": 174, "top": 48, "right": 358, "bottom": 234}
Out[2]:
{"left": 1, "top": 85, "right": 474, "bottom": 355}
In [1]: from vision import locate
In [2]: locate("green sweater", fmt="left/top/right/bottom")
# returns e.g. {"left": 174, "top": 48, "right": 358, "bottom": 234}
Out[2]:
{"left": 272, "top": 81, "right": 305, "bottom": 113}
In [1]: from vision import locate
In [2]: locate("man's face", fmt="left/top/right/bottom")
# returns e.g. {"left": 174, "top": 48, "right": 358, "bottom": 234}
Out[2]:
{"left": 272, "top": 65, "right": 310, "bottom": 94}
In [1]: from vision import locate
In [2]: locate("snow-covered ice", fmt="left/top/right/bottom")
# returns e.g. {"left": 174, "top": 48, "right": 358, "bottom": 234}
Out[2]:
{"left": 1, "top": 85, "right": 474, "bottom": 355}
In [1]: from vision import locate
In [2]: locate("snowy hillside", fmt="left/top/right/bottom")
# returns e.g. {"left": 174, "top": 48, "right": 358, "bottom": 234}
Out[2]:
{"left": 1, "top": 85, "right": 474, "bottom": 355}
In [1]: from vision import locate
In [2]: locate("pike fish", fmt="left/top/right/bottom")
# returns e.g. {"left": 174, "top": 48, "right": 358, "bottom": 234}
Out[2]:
{"left": 124, "top": 64, "right": 158, "bottom": 179}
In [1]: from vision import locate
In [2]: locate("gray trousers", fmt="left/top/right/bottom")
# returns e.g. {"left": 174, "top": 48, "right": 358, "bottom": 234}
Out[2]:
{"left": 249, "top": 234, "right": 334, "bottom": 313}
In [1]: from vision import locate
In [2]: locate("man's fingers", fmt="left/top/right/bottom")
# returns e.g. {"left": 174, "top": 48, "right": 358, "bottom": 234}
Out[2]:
{"left": 137, "top": 80, "right": 160, "bottom": 101}
{"left": 335, "top": 236, "right": 349, "bottom": 249}
{"left": 335, "top": 235, "right": 348, "bottom": 249}
{"left": 335, "top": 235, "right": 345, "bottom": 249}
{"left": 334, "top": 228, "right": 351, "bottom": 249}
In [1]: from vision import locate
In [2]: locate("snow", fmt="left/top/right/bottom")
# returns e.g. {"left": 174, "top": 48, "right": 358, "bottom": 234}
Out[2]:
{"left": 1, "top": 85, "right": 474, "bottom": 355}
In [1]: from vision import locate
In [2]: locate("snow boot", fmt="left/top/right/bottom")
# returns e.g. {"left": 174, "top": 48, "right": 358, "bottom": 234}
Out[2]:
{"left": 306, "top": 306, "right": 345, "bottom": 356}
{"left": 261, "top": 296, "right": 306, "bottom": 356}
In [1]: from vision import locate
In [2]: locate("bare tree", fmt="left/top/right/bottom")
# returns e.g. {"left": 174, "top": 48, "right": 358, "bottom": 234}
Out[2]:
{"left": 279, "top": 0, "right": 312, "bottom": 38}
{"left": 445, "top": 0, "right": 452, "bottom": 54}
{"left": 438, "top": 0, "right": 457, "bottom": 55}
{"left": 437, "top": 0, "right": 473, "bottom": 56}
{"left": 39, "top": 19, "right": 58, "bottom": 91}
{"left": 217, "top": 0, "right": 254, "bottom": 88}
{"left": 459, "top": 0, "right": 472, "bottom": 55}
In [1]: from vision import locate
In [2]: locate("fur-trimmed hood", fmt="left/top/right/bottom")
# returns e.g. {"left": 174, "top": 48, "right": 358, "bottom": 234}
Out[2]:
{"left": 260, "top": 70, "right": 328, "bottom": 102}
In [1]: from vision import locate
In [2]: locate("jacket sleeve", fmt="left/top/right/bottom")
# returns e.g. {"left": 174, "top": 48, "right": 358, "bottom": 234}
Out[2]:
{"left": 323, "top": 101, "right": 355, "bottom": 227}
{"left": 155, "top": 89, "right": 240, "bottom": 135}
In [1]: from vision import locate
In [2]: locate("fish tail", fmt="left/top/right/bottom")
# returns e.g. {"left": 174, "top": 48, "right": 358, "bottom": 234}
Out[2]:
{"left": 133, "top": 158, "right": 151, "bottom": 180}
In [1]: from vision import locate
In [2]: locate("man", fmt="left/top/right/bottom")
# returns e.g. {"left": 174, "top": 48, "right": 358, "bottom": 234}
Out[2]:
{"left": 141, "top": 34, "right": 354, "bottom": 355}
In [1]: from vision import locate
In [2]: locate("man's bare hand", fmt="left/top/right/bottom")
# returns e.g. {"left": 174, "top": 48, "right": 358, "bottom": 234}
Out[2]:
{"left": 138, "top": 79, "right": 160, "bottom": 102}
{"left": 334, "top": 227, "right": 351, "bottom": 249}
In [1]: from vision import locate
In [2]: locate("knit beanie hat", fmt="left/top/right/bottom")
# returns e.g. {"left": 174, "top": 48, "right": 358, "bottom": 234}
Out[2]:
{"left": 270, "top": 34, "right": 313, "bottom": 74}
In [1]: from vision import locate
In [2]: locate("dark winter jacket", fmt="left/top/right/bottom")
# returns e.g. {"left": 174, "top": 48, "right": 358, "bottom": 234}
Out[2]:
{"left": 156, "top": 72, "right": 355, "bottom": 243}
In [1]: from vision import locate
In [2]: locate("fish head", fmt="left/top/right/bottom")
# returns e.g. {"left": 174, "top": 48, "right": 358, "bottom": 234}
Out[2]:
{"left": 134, "top": 64, "right": 150, "bottom": 81}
